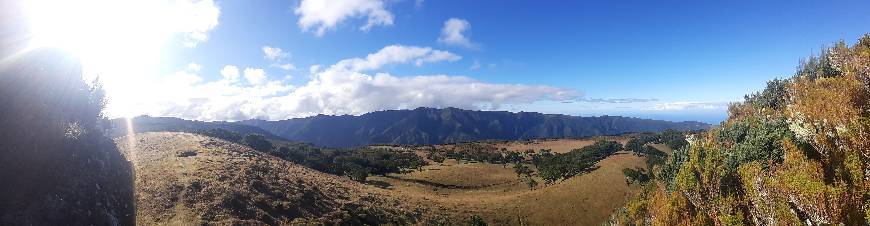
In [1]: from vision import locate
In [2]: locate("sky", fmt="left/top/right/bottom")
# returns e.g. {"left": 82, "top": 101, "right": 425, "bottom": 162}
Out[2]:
{"left": 14, "top": 0, "right": 870, "bottom": 124}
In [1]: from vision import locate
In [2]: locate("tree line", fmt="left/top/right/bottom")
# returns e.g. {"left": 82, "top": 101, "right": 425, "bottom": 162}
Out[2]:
{"left": 196, "top": 128, "right": 426, "bottom": 182}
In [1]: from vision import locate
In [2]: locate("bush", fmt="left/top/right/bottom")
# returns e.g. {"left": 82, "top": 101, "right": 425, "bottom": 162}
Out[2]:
{"left": 468, "top": 215, "right": 487, "bottom": 226}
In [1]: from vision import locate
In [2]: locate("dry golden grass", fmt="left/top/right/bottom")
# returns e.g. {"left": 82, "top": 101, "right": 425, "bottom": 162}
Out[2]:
{"left": 116, "top": 133, "right": 650, "bottom": 225}
{"left": 116, "top": 132, "right": 456, "bottom": 225}
{"left": 487, "top": 136, "right": 632, "bottom": 153}
{"left": 369, "top": 136, "right": 648, "bottom": 225}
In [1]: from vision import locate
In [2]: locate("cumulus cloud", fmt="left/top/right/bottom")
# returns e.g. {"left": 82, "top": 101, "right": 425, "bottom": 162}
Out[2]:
{"left": 295, "top": 0, "right": 394, "bottom": 36}
{"left": 220, "top": 65, "right": 240, "bottom": 81}
{"left": 173, "top": 0, "right": 220, "bottom": 47}
{"left": 438, "top": 18, "right": 477, "bottom": 49}
{"left": 327, "top": 45, "right": 461, "bottom": 72}
{"left": 113, "top": 45, "right": 579, "bottom": 121}
{"left": 261, "top": 46, "right": 297, "bottom": 71}
{"left": 648, "top": 101, "right": 729, "bottom": 111}
{"left": 262, "top": 46, "right": 288, "bottom": 61}
{"left": 243, "top": 68, "right": 267, "bottom": 85}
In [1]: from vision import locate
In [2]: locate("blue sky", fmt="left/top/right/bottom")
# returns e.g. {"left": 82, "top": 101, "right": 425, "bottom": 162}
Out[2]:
{"left": 24, "top": 0, "right": 869, "bottom": 124}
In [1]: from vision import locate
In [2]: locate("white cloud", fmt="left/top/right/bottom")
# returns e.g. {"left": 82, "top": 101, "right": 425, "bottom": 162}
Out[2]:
{"left": 581, "top": 98, "right": 659, "bottom": 104}
{"left": 438, "top": 18, "right": 477, "bottom": 49}
{"left": 331, "top": 45, "right": 461, "bottom": 72}
{"left": 262, "top": 46, "right": 288, "bottom": 61}
{"left": 108, "top": 46, "right": 578, "bottom": 121}
{"left": 173, "top": 0, "right": 221, "bottom": 47}
{"left": 470, "top": 59, "right": 481, "bottom": 70}
{"left": 220, "top": 65, "right": 240, "bottom": 81}
{"left": 243, "top": 68, "right": 267, "bottom": 85}
{"left": 186, "top": 62, "right": 202, "bottom": 72}
{"left": 279, "top": 71, "right": 578, "bottom": 117}
{"left": 295, "top": 0, "right": 394, "bottom": 36}
{"left": 169, "top": 63, "right": 204, "bottom": 85}
{"left": 648, "top": 101, "right": 728, "bottom": 111}
{"left": 271, "top": 63, "right": 297, "bottom": 71}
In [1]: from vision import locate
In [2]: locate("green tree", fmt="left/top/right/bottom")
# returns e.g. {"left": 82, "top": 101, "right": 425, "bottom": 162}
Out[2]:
{"left": 243, "top": 133, "right": 274, "bottom": 152}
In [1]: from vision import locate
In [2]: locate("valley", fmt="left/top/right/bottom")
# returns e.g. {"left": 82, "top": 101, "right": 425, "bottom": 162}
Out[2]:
{"left": 116, "top": 131, "right": 662, "bottom": 225}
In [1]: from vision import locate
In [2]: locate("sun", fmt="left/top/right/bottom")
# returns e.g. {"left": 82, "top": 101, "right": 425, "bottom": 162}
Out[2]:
{"left": 23, "top": 0, "right": 176, "bottom": 77}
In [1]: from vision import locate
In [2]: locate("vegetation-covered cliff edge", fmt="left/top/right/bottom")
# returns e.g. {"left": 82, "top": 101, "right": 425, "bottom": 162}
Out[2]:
{"left": 611, "top": 35, "right": 870, "bottom": 225}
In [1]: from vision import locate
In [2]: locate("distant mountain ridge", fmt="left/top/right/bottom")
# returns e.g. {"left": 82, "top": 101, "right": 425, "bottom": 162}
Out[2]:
{"left": 238, "top": 107, "right": 710, "bottom": 147}
{"left": 110, "top": 116, "right": 286, "bottom": 141}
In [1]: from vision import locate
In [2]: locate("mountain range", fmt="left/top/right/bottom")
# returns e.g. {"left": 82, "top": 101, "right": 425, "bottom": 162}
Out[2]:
{"left": 115, "top": 107, "right": 709, "bottom": 147}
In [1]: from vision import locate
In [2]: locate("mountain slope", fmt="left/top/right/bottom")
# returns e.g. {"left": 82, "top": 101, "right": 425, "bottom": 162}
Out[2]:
{"left": 116, "top": 132, "right": 454, "bottom": 225}
{"left": 240, "top": 107, "right": 710, "bottom": 147}
{"left": 111, "top": 116, "right": 286, "bottom": 140}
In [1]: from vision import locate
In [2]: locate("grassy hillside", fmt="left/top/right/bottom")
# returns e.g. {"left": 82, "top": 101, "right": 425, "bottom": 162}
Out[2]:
{"left": 116, "top": 132, "right": 457, "bottom": 225}
{"left": 611, "top": 35, "right": 870, "bottom": 225}
{"left": 367, "top": 136, "right": 648, "bottom": 225}
{"left": 240, "top": 107, "right": 710, "bottom": 147}
{"left": 110, "top": 116, "right": 286, "bottom": 140}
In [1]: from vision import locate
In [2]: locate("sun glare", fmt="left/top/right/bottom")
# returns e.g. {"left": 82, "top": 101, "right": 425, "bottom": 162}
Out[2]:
{"left": 24, "top": 0, "right": 175, "bottom": 77}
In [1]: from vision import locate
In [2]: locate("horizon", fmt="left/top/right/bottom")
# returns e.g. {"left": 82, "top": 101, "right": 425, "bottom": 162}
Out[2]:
{"left": 8, "top": 0, "right": 870, "bottom": 124}
{"left": 123, "top": 106, "right": 719, "bottom": 125}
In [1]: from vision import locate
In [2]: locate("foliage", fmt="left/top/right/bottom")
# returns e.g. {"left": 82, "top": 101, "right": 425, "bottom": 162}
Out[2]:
{"left": 0, "top": 49, "right": 134, "bottom": 224}
{"left": 467, "top": 215, "right": 487, "bottom": 226}
{"left": 243, "top": 134, "right": 274, "bottom": 152}
{"left": 270, "top": 144, "right": 426, "bottom": 181}
{"left": 533, "top": 141, "right": 622, "bottom": 184}
{"left": 626, "top": 130, "right": 687, "bottom": 156}
{"left": 622, "top": 167, "right": 650, "bottom": 185}
{"left": 616, "top": 34, "right": 870, "bottom": 225}
{"left": 744, "top": 78, "right": 789, "bottom": 110}
{"left": 197, "top": 128, "right": 243, "bottom": 143}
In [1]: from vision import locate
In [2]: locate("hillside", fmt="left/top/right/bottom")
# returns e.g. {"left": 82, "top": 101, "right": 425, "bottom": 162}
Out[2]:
{"left": 368, "top": 136, "right": 649, "bottom": 225}
{"left": 611, "top": 35, "right": 870, "bottom": 224}
{"left": 111, "top": 116, "right": 286, "bottom": 140}
{"left": 240, "top": 107, "right": 710, "bottom": 147}
{"left": 115, "top": 132, "right": 456, "bottom": 225}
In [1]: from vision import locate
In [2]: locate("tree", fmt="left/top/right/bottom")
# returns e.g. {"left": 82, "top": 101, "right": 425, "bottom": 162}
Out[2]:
{"left": 342, "top": 163, "right": 369, "bottom": 182}
{"left": 0, "top": 48, "right": 134, "bottom": 224}
{"left": 525, "top": 177, "right": 538, "bottom": 189}
{"left": 243, "top": 134, "right": 273, "bottom": 152}
{"left": 513, "top": 163, "right": 532, "bottom": 177}
{"left": 198, "top": 128, "right": 242, "bottom": 143}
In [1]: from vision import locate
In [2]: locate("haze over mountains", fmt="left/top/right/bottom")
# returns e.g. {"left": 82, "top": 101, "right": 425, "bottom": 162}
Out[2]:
{"left": 115, "top": 107, "right": 709, "bottom": 147}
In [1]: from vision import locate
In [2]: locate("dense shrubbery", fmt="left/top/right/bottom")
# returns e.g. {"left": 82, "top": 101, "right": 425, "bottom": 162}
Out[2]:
{"left": 612, "top": 34, "right": 870, "bottom": 225}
